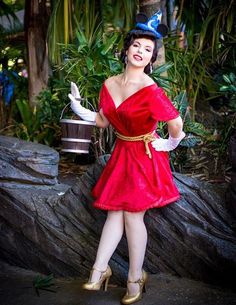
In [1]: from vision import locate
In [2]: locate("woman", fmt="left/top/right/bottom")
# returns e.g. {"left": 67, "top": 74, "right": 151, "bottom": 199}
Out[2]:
{"left": 68, "top": 10, "right": 185, "bottom": 305}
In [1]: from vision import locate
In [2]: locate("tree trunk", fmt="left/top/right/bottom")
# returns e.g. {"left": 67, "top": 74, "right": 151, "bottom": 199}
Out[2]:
{"left": 24, "top": 0, "right": 50, "bottom": 108}
{"left": 139, "top": 0, "right": 167, "bottom": 75}
{"left": 0, "top": 135, "right": 235, "bottom": 288}
{"left": 139, "top": 0, "right": 161, "bottom": 18}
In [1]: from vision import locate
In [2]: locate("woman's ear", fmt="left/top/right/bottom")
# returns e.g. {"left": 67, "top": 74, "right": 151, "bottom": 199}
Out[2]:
{"left": 156, "top": 24, "right": 168, "bottom": 37}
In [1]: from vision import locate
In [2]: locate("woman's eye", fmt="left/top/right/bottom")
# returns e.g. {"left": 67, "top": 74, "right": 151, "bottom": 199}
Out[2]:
{"left": 146, "top": 49, "right": 151, "bottom": 52}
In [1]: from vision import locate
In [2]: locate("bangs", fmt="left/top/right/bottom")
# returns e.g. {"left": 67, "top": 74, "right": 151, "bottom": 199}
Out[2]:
{"left": 128, "top": 29, "right": 157, "bottom": 41}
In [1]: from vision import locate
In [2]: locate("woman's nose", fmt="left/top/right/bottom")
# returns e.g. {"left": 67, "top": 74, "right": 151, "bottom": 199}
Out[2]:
{"left": 137, "top": 47, "right": 143, "bottom": 53}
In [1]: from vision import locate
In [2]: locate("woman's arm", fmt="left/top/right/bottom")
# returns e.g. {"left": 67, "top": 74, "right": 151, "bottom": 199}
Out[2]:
{"left": 96, "top": 109, "right": 110, "bottom": 128}
{"left": 167, "top": 116, "right": 184, "bottom": 138}
{"left": 151, "top": 115, "right": 185, "bottom": 151}
{"left": 69, "top": 93, "right": 110, "bottom": 129}
{"left": 69, "top": 82, "right": 109, "bottom": 129}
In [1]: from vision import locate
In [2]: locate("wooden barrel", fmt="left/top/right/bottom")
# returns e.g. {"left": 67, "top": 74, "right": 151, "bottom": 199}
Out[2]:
{"left": 60, "top": 119, "right": 96, "bottom": 154}
{"left": 60, "top": 100, "right": 96, "bottom": 154}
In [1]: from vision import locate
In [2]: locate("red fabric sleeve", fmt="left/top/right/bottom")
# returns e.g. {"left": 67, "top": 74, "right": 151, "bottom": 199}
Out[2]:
{"left": 98, "top": 85, "right": 105, "bottom": 111}
{"left": 150, "top": 87, "right": 179, "bottom": 121}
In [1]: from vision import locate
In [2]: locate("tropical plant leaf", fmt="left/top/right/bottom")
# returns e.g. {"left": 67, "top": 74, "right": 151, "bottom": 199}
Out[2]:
{"left": 86, "top": 57, "right": 94, "bottom": 71}
{"left": 33, "top": 274, "right": 54, "bottom": 289}
{"left": 101, "top": 33, "right": 120, "bottom": 55}
{"left": 154, "top": 62, "right": 174, "bottom": 75}
{"left": 174, "top": 91, "right": 188, "bottom": 116}
{"left": 180, "top": 135, "right": 201, "bottom": 148}
{"left": 185, "top": 121, "right": 209, "bottom": 137}
{"left": 16, "top": 99, "right": 33, "bottom": 131}
{"left": 229, "top": 72, "right": 236, "bottom": 83}
{"left": 220, "top": 85, "right": 230, "bottom": 92}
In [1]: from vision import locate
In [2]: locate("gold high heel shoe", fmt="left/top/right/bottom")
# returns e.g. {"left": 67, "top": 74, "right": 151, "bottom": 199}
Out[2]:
{"left": 121, "top": 270, "right": 148, "bottom": 305}
{"left": 82, "top": 265, "right": 112, "bottom": 291}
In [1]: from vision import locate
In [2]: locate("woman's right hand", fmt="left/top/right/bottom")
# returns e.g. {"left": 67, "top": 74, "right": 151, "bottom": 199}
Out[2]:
{"left": 71, "top": 82, "right": 81, "bottom": 99}
{"left": 69, "top": 82, "right": 97, "bottom": 122}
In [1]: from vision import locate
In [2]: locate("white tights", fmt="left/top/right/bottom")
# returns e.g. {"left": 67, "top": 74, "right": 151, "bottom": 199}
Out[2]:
{"left": 91, "top": 210, "right": 147, "bottom": 294}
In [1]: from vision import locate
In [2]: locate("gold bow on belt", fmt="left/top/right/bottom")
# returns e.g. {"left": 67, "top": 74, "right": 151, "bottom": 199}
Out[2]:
{"left": 115, "top": 131, "right": 156, "bottom": 159}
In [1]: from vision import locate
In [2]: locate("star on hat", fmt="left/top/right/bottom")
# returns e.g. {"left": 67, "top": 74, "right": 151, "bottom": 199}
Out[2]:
{"left": 135, "top": 10, "right": 168, "bottom": 39}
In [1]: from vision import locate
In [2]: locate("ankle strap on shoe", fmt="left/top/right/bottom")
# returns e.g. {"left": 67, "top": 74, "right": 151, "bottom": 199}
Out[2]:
{"left": 127, "top": 278, "right": 145, "bottom": 284}
{"left": 127, "top": 270, "right": 146, "bottom": 284}
{"left": 92, "top": 266, "right": 108, "bottom": 274}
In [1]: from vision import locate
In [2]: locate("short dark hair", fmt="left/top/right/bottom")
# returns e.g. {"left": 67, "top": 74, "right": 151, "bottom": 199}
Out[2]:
{"left": 120, "top": 29, "right": 160, "bottom": 74}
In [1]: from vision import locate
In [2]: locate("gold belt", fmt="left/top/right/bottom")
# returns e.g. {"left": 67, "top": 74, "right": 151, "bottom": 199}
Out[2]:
{"left": 115, "top": 131, "right": 156, "bottom": 159}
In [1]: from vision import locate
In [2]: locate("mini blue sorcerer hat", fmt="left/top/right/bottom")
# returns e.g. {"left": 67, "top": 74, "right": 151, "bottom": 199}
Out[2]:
{"left": 134, "top": 10, "right": 168, "bottom": 39}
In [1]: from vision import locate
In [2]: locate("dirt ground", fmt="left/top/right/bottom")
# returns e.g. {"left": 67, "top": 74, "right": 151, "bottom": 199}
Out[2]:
{"left": 0, "top": 261, "right": 236, "bottom": 305}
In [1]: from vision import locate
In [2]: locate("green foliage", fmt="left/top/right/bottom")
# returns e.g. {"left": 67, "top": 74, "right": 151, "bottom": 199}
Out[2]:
{"left": 162, "top": 0, "right": 235, "bottom": 173}
{"left": 48, "top": 0, "right": 137, "bottom": 64}
{"left": 174, "top": 91, "right": 209, "bottom": 142}
{"left": 33, "top": 274, "right": 55, "bottom": 296}
{"left": 37, "top": 88, "right": 65, "bottom": 126}
{"left": 153, "top": 69, "right": 210, "bottom": 171}
{"left": 220, "top": 72, "right": 236, "bottom": 111}
{"left": 57, "top": 27, "right": 122, "bottom": 110}
{"left": 102, "top": 0, "right": 137, "bottom": 32}
{"left": 9, "top": 88, "right": 63, "bottom": 146}
{"left": 53, "top": 27, "right": 123, "bottom": 153}
{"left": 217, "top": 71, "right": 236, "bottom": 155}
{"left": 167, "top": 1, "right": 236, "bottom": 122}
{"left": 0, "top": 0, "right": 24, "bottom": 48}
{"left": 0, "top": 0, "right": 24, "bottom": 14}
{"left": 152, "top": 65, "right": 209, "bottom": 149}
{"left": 152, "top": 62, "right": 176, "bottom": 90}
{"left": 175, "top": 0, "right": 235, "bottom": 55}
{"left": 16, "top": 99, "right": 34, "bottom": 132}
{"left": 165, "top": 43, "right": 217, "bottom": 119}
{"left": 33, "top": 274, "right": 54, "bottom": 289}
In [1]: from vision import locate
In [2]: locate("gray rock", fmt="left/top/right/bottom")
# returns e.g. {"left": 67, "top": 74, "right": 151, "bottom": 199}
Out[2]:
{"left": 226, "top": 131, "right": 236, "bottom": 219}
{"left": 0, "top": 135, "right": 59, "bottom": 185}
{"left": 0, "top": 137, "right": 235, "bottom": 288}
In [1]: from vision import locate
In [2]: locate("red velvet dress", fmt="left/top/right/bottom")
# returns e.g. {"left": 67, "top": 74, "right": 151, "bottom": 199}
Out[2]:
{"left": 92, "top": 83, "right": 180, "bottom": 212}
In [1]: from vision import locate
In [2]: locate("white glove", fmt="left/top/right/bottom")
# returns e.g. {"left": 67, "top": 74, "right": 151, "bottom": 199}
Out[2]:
{"left": 71, "top": 81, "right": 81, "bottom": 99}
{"left": 151, "top": 131, "right": 185, "bottom": 151}
{"left": 69, "top": 82, "right": 96, "bottom": 122}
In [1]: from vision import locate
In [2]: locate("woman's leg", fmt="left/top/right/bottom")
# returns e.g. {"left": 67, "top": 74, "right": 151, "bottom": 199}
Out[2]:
{"left": 89, "top": 210, "right": 124, "bottom": 282}
{"left": 124, "top": 210, "right": 147, "bottom": 295}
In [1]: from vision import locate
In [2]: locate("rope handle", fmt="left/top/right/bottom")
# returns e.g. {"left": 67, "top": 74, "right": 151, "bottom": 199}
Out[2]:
{"left": 60, "top": 98, "right": 96, "bottom": 120}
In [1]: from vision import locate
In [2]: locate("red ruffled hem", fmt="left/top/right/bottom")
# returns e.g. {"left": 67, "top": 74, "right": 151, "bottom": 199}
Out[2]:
{"left": 93, "top": 195, "right": 180, "bottom": 212}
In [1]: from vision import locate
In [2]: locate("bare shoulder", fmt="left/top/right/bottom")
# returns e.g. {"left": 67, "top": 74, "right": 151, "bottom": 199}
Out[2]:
{"left": 141, "top": 74, "right": 155, "bottom": 87}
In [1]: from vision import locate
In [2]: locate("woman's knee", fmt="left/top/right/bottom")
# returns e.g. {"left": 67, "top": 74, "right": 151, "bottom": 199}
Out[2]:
{"left": 107, "top": 210, "right": 124, "bottom": 223}
{"left": 124, "top": 211, "right": 145, "bottom": 228}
